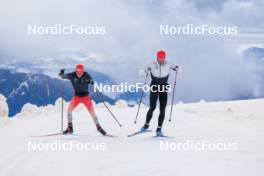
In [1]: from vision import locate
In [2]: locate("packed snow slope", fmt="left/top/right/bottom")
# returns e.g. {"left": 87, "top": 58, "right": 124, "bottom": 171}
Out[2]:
{"left": 0, "top": 99, "right": 263, "bottom": 176}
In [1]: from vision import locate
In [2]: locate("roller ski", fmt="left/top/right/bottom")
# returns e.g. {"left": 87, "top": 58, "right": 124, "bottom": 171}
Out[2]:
{"left": 127, "top": 124, "right": 152, "bottom": 137}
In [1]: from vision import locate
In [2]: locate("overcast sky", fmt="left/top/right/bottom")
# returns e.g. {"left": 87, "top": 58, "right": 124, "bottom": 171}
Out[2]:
{"left": 0, "top": 0, "right": 264, "bottom": 101}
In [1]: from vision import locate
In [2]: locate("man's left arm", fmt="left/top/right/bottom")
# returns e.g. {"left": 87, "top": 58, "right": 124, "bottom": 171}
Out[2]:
{"left": 85, "top": 73, "right": 95, "bottom": 85}
{"left": 170, "top": 62, "right": 180, "bottom": 71}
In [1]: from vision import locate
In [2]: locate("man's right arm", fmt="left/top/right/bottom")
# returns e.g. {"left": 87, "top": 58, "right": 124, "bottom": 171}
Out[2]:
{"left": 144, "top": 63, "right": 152, "bottom": 74}
{"left": 59, "top": 69, "right": 70, "bottom": 79}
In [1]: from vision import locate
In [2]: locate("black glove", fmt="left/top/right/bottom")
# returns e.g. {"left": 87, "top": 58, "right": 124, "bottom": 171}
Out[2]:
{"left": 172, "top": 66, "right": 179, "bottom": 71}
{"left": 89, "top": 79, "right": 94, "bottom": 85}
{"left": 145, "top": 67, "right": 151, "bottom": 74}
{"left": 59, "top": 69, "right": 65, "bottom": 76}
{"left": 87, "top": 79, "right": 95, "bottom": 85}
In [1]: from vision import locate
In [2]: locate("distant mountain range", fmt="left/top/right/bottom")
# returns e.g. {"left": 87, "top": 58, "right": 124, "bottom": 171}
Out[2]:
{"left": 0, "top": 69, "right": 116, "bottom": 117}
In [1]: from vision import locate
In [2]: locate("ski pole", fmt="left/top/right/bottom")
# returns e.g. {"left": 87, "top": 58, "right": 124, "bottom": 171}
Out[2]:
{"left": 169, "top": 69, "right": 178, "bottom": 122}
{"left": 59, "top": 68, "right": 66, "bottom": 132}
{"left": 103, "top": 101, "right": 122, "bottom": 127}
{"left": 134, "top": 72, "right": 149, "bottom": 124}
{"left": 94, "top": 87, "right": 122, "bottom": 127}
{"left": 61, "top": 82, "right": 64, "bottom": 131}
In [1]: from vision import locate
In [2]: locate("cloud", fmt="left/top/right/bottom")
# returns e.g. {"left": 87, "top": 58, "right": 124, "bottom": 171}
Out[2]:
{"left": 0, "top": 0, "right": 264, "bottom": 101}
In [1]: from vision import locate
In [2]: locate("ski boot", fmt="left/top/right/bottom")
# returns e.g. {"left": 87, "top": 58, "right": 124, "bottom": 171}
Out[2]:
{"left": 96, "top": 124, "right": 107, "bottom": 135}
{"left": 156, "top": 127, "right": 164, "bottom": 137}
{"left": 63, "top": 123, "right": 73, "bottom": 134}
{"left": 140, "top": 123, "right": 149, "bottom": 132}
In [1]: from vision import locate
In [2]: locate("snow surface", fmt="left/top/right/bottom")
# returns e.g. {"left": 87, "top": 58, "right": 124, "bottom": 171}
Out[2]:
{"left": 0, "top": 99, "right": 264, "bottom": 176}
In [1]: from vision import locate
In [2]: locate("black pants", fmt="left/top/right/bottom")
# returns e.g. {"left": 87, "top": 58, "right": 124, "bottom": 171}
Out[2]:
{"left": 145, "top": 90, "right": 167, "bottom": 128}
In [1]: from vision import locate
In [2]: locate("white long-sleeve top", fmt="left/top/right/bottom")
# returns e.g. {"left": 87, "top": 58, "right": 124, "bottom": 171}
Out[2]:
{"left": 145, "top": 61, "right": 178, "bottom": 78}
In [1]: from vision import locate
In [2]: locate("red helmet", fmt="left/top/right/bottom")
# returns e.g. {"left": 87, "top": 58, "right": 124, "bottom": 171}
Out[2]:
{"left": 157, "top": 50, "right": 166, "bottom": 61}
{"left": 76, "top": 64, "right": 84, "bottom": 74}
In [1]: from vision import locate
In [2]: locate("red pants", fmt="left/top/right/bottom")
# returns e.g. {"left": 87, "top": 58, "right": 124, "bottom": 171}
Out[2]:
{"left": 70, "top": 95, "right": 93, "bottom": 111}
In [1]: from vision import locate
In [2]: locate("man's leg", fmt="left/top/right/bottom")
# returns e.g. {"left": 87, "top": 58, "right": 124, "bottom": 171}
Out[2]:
{"left": 83, "top": 96, "right": 107, "bottom": 135}
{"left": 143, "top": 91, "right": 158, "bottom": 129}
{"left": 63, "top": 96, "right": 80, "bottom": 134}
{"left": 156, "top": 92, "right": 168, "bottom": 133}
{"left": 67, "top": 104, "right": 74, "bottom": 123}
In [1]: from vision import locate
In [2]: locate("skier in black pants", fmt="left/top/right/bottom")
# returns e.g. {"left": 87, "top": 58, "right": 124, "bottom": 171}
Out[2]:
{"left": 141, "top": 50, "right": 179, "bottom": 136}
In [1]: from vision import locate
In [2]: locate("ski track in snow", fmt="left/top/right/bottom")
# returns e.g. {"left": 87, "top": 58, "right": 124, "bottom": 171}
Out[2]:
{"left": 0, "top": 99, "right": 264, "bottom": 176}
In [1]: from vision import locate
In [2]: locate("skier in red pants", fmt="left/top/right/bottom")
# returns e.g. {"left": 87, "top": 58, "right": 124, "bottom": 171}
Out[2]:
{"left": 59, "top": 64, "right": 107, "bottom": 135}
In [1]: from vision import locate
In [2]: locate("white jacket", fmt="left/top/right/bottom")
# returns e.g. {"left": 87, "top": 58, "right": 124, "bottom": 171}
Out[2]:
{"left": 145, "top": 61, "right": 178, "bottom": 78}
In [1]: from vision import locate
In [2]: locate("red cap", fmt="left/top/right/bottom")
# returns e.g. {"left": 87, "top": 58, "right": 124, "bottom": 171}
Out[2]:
{"left": 76, "top": 64, "right": 84, "bottom": 74}
{"left": 157, "top": 50, "right": 166, "bottom": 61}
